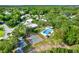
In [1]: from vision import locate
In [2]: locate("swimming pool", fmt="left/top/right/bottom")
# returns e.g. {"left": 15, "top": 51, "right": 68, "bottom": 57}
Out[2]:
{"left": 43, "top": 28, "right": 53, "bottom": 34}
{"left": 40, "top": 27, "right": 54, "bottom": 37}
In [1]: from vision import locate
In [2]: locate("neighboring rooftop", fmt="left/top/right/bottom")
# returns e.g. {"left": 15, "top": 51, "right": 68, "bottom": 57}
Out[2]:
{"left": 28, "top": 23, "right": 38, "bottom": 28}
{"left": 13, "top": 37, "right": 27, "bottom": 53}
{"left": 21, "top": 14, "right": 30, "bottom": 19}
{"left": 24, "top": 19, "right": 38, "bottom": 28}
{"left": 18, "top": 37, "right": 27, "bottom": 48}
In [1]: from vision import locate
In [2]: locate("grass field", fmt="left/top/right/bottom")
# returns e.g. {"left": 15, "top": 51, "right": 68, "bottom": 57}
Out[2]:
{"left": 0, "top": 30, "right": 4, "bottom": 37}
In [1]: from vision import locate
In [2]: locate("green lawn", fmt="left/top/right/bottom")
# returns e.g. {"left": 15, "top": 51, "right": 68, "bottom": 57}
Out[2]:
{"left": 0, "top": 30, "right": 4, "bottom": 37}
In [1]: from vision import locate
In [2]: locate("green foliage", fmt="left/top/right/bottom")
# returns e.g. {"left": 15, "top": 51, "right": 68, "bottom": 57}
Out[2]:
{"left": 0, "top": 35, "right": 18, "bottom": 53}
{"left": 45, "top": 48, "right": 73, "bottom": 53}
{"left": 0, "top": 6, "right": 79, "bottom": 53}
{"left": 13, "top": 24, "right": 26, "bottom": 37}
{"left": 0, "top": 30, "right": 4, "bottom": 37}
{"left": 64, "top": 25, "right": 79, "bottom": 45}
{"left": 71, "top": 45, "right": 79, "bottom": 53}
{"left": 0, "top": 27, "right": 4, "bottom": 37}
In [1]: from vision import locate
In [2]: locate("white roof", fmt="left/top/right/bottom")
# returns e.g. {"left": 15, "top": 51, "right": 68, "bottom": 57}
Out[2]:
{"left": 24, "top": 18, "right": 38, "bottom": 28}
{"left": 26, "top": 19, "right": 33, "bottom": 22}
{"left": 20, "top": 14, "right": 30, "bottom": 19}
{"left": 41, "top": 19, "right": 47, "bottom": 22}
{"left": 25, "top": 14, "right": 30, "bottom": 17}
{"left": 28, "top": 23, "right": 38, "bottom": 28}
{"left": 24, "top": 19, "right": 33, "bottom": 25}
{"left": 20, "top": 15, "right": 25, "bottom": 19}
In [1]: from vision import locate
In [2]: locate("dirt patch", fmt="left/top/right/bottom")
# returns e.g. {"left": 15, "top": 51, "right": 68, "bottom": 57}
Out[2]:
{"left": 31, "top": 41, "right": 70, "bottom": 52}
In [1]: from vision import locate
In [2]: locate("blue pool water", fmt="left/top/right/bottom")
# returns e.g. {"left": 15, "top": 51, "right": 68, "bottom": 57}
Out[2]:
{"left": 43, "top": 28, "right": 52, "bottom": 35}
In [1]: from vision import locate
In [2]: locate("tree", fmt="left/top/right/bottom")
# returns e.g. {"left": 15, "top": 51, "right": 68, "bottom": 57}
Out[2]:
{"left": 46, "top": 48, "right": 73, "bottom": 53}
{"left": 12, "top": 24, "right": 26, "bottom": 37}
{"left": 64, "top": 25, "right": 79, "bottom": 45}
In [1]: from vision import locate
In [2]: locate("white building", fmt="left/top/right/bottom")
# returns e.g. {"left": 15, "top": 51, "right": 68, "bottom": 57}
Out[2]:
{"left": 20, "top": 15, "right": 25, "bottom": 19}
{"left": 41, "top": 19, "right": 47, "bottom": 22}
{"left": 20, "top": 14, "right": 30, "bottom": 19}
{"left": 26, "top": 19, "right": 33, "bottom": 24}
{"left": 24, "top": 19, "right": 38, "bottom": 28}
{"left": 28, "top": 23, "right": 38, "bottom": 28}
